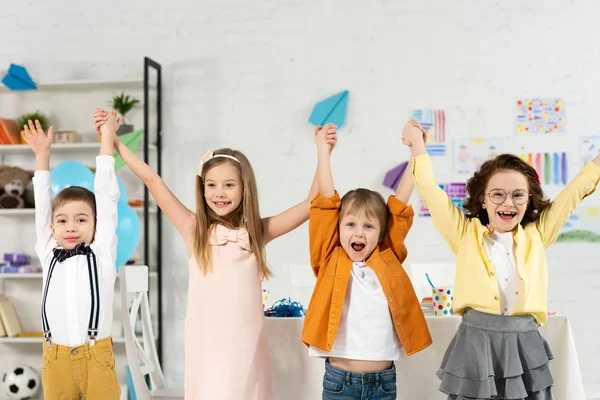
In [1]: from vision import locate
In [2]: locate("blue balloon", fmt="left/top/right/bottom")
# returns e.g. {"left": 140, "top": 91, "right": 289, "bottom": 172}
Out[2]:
{"left": 50, "top": 161, "right": 95, "bottom": 197}
{"left": 117, "top": 177, "right": 128, "bottom": 204}
{"left": 115, "top": 202, "right": 141, "bottom": 270}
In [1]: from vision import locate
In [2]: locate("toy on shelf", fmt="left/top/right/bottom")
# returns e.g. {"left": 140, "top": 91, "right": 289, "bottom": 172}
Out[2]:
{"left": 4, "top": 254, "right": 28, "bottom": 266}
{"left": 0, "top": 165, "right": 35, "bottom": 209}
{"left": 0, "top": 253, "right": 41, "bottom": 274}
{"left": 53, "top": 130, "right": 79, "bottom": 144}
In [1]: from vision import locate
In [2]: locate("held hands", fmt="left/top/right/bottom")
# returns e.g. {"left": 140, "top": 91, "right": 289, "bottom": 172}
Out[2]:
{"left": 93, "top": 109, "right": 123, "bottom": 140}
{"left": 314, "top": 123, "right": 338, "bottom": 154}
{"left": 21, "top": 120, "right": 53, "bottom": 155}
{"left": 401, "top": 118, "right": 427, "bottom": 148}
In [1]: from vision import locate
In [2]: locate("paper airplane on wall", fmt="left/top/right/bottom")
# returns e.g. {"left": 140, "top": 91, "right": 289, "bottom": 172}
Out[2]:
{"left": 1, "top": 64, "right": 37, "bottom": 91}
{"left": 309, "top": 90, "right": 349, "bottom": 129}
{"left": 383, "top": 161, "right": 408, "bottom": 191}
{"left": 114, "top": 130, "right": 144, "bottom": 171}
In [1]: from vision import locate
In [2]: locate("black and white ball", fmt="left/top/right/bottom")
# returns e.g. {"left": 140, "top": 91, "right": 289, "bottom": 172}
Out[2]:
{"left": 1, "top": 365, "right": 40, "bottom": 399}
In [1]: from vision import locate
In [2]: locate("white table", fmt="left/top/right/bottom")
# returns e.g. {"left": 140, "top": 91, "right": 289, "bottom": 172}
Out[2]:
{"left": 266, "top": 315, "right": 585, "bottom": 400}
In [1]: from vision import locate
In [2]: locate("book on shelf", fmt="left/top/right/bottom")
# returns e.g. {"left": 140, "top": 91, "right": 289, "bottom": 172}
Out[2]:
{"left": 0, "top": 118, "right": 21, "bottom": 145}
{"left": 0, "top": 294, "right": 23, "bottom": 337}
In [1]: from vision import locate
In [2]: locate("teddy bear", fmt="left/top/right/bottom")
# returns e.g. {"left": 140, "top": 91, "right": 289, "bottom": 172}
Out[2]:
{"left": 0, "top": 165, "right": 35, "bottom": 209}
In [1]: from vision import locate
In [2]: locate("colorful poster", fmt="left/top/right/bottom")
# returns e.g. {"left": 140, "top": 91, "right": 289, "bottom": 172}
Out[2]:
{"left": 579, "top": 136, "right": 600, "bottom": 166}
{"left": 519, "top": 152, "right": 567, "bottom": 185}
{"left": 516, "top": 98, "right": 565, "bottom": 134}
{"left": 454, "top": 138, "right": 504, "bottom": 174}
{"left": 558, "top": 206, "right": 600, "bottom": 242}
{"left": 411, "top": 109, "right": 446, "bottom": 156}
{"left": 419, "top": 183, "right": 466, "bottom": 217}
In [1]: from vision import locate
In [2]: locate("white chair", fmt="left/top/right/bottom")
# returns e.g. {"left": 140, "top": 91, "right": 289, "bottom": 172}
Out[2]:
{"left": 119, "top": 265, "right": 183, "bottom": 400}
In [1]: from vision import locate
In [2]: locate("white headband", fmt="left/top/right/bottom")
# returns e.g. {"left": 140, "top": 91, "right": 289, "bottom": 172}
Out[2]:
{"left": 196, "top": 150, "right": 240, "bottom": 176}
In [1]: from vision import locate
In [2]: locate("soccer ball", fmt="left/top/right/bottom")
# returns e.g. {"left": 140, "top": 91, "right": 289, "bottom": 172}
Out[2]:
{"left": 1, "top": 365, "right": 40, "bottom": 399}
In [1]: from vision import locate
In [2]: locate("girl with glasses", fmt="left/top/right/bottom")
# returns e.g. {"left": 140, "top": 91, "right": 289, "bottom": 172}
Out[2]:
{"left": 402, "top": 119, "right": 600, "bottom": 400}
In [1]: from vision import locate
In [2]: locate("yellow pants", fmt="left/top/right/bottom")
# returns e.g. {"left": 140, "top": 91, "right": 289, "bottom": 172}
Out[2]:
{"left": 42, "top": 337, "right": 121, "bottom": 399}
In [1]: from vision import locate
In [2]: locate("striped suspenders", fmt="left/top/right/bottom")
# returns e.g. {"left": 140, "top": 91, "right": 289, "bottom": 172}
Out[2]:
{"left": 41, "top": 252, "right": 100, "bottom": 346}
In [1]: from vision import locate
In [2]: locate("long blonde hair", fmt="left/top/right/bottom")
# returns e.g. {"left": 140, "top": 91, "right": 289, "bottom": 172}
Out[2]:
{"left": 193, "top": 148, "right": 272, "bottom": 279}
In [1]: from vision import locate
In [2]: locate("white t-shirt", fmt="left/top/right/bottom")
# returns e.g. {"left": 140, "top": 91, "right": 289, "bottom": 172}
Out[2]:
{"left": 309, "top": 262, "right": 404, "bottom": 361}
{"left": 484, "top": 231, "right": 522, "bottom": 315}
{"left": 33, "top": 156, "right": 119, "bottom": 346}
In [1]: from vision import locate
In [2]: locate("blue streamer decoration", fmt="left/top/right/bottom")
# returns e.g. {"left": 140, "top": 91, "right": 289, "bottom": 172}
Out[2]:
{"left": 264, "top": 297, "right": 306, "bottom": 318}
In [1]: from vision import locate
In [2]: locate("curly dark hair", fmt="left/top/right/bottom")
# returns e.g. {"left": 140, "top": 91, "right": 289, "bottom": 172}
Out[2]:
{"left": 462, "top": 154, "right": 550, "bottom": 226}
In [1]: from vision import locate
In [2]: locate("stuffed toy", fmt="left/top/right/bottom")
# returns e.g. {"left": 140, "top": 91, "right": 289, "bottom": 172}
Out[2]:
{"left": 0, "top": 165, "right": 35, "bottom": 209}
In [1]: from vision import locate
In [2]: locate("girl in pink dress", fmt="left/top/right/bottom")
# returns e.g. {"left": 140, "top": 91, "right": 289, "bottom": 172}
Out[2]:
{"left": 94, "top": 110, "right": 337, "bottom": 399}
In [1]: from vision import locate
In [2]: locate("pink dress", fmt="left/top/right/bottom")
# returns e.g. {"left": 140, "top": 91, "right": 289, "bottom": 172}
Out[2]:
{"left": 184, "top": 225, "right": 273, "bottom": 400}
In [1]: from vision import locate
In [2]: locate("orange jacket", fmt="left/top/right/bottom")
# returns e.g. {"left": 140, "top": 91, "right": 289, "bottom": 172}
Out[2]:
{"left": 302, "top": 192, "right": 432, "bottom": 356}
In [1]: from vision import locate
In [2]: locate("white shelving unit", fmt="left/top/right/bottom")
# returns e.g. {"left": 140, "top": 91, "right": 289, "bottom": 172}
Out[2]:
{"left": 0, "top": 63, "right": 162, "bottom": 398}
{"left": 0, "top": 78, "right": 152, "bottom": 93}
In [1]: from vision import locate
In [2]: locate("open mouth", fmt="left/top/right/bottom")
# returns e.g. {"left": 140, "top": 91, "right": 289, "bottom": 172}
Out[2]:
{"left": 213, "top": 201, "right": 231, "bottom": 208}
{"left": 497, "top": 211, "right": 517, "bottom": 221}
{"left": 351, "top": 242, "right": 365, "bottom": 252}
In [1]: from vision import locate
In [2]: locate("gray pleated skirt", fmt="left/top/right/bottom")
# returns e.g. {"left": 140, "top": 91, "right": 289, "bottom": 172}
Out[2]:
{"left": 437, "top": 308, "right": 554, "bottom": 400}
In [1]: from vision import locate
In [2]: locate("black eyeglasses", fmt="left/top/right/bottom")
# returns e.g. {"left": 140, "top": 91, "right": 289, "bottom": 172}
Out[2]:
{"left": 486, "top": 189, "right": 530, "bottom": 205}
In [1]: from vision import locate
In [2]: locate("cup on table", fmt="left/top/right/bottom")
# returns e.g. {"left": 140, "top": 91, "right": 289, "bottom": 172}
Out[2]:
{"left": 432, "top": 287, "right": 454, "bottom": 316}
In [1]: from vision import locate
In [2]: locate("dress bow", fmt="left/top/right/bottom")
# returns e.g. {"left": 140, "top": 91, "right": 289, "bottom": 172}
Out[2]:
{"left": 210, "top": 225, "right": 251, "bottom": 251}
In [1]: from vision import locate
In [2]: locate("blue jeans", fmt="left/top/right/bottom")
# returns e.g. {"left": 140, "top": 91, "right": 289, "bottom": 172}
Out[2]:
{"left": 322, "top": 359, "right": 397, "bottom": 400}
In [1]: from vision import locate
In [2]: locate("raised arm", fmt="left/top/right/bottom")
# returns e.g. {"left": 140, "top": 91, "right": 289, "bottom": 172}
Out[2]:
{"left": 94, "top": 112, "right": 120, "bottom": 260}
{"left": 403, "top": 119, "right": 468, "bottom": 253}
{"left": 536, "top": 155, "right": 600, "bottom": 247}
{"left": 308, "top": 125, "right": 341, "bottom": 275}
{"left": 94, "top": 110, "right": 195, "bottom": 240}
{"left": 382, "top": 196, "right": 414, "bottom": 263}
{"left": 21, "top": 120, "right": 55, "bottom": 260}
{"left": 261, "top": 124, "right": 337, "bottom": 243}
{"left": 394, "top": 157, "right": 415, "bottom": 204}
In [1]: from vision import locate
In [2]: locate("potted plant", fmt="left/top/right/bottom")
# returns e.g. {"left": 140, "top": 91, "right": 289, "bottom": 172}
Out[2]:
{"left": 17, "top": 111, "right": 48, "bottom": 131}
{"left": 112, "top": 93, "right": 140, "bottom": 135}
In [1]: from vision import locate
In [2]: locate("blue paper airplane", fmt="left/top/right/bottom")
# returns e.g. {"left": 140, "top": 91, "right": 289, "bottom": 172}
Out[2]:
{"left": 1, "top": 64, "right": 37, "bottom": 91}
{"left": 309, "top": 90, "right": 349, "bottom": 129}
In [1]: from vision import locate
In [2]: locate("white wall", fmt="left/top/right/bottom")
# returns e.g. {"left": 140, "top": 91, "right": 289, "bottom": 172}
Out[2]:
{"left": 2, "top": 0, "right": 600, "bottom": 397}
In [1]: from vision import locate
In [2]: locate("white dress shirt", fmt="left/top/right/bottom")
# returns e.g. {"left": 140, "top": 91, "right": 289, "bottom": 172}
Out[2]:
{"left": 309, "top": 262, "right": 404, "bottom": 361}
{"left": 484, "top": 231, "right": 522, "bottom": 315}
{"left": 33, "top": 156, "right": 119, "bottom": 347}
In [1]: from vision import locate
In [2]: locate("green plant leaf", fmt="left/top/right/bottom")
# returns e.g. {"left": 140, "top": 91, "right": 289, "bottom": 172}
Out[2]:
{"left": 17, "top": 111, "right": 48, "bottom": 131}
{"left": 112, "top": 92, "right": 140, "bottom": 117}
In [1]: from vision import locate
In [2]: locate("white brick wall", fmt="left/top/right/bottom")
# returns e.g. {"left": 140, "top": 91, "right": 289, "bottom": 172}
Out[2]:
{"left": 2, "top": 0, "right": 600, "bottom": 397}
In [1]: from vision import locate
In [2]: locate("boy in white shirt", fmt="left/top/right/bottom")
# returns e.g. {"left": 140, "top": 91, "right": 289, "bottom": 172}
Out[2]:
{"left": 22, "top": 113, "right": 121, "bottom": 399}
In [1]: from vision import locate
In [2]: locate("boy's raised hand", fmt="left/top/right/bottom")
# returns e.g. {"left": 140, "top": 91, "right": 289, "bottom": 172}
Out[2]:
{"left": 314, "top": 123, "right": 338, "bottom": 154}
{"left": 21, "top": 120, "right": 53, "bottom": 155}
{"left": 401, "top": 118, "right": 427, "bottom": 147}
{"left": 93, "top": 109, "right": 123, "bottom": 137}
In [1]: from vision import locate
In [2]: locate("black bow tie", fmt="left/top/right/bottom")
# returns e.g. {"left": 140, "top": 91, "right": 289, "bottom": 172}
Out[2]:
{"left": 53, "top": 243, "right": 93, "bottom": 263}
